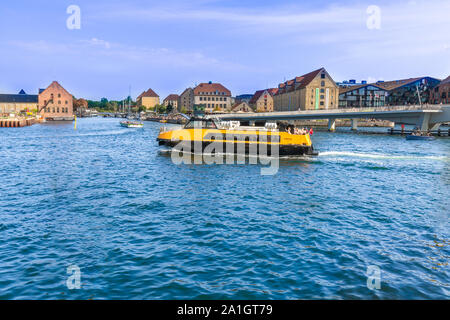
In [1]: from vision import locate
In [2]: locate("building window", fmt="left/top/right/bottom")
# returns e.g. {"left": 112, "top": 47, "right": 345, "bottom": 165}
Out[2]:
{"left": 321, "top": 81, "right": 325, "bottom": 87}
{"left": 65, "top": 101, "right": 68, "bottom": 104}
{"left": 320, "top": 101, "right": 324, "bottom": 106}
{"left": 321, "top": 73, "right": 326, "bottom": 79}
{"left": 58, "top": 94, "right": 61, "bottom": 98}
{"left": 57, "top": 107, "right": 59, "bottom": 113}
{"left": 320, "top": 89, "right": 325, "bottom": 93}
{"left": 58, "top": 100, "right": 61, "bottom": 104}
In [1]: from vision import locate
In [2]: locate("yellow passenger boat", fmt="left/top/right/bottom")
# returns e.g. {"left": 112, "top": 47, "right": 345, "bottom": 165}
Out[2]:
{"left": 156, "top": 116, "right": 318, "bottom": 156}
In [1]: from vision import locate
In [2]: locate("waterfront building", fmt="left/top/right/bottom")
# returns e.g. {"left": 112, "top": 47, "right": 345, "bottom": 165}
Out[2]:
{"left": 337, "top": 79, "right": 368, "bottom": 88}
{"left": 38, "top": 81, "right": 74, "bottom": 120}
{"left": 193, "top": 82, "right": 232, "bottom": 113}
{"left": 136, "top": 88, "right": 160, "bottom": 110}
{"left": 249, "top": 88, "right": 278, "bottom": 112}
{"left": 338, "top": 76, "right": 441, "bottom": 108}
{"left": 235, "top": 94, "right": 253, "bottom": 103}
{"left": 376, "top": 77, "right": 441, "bottom": 105}
{"left": 0, "top": 89, "right": 38, "bottom": 114}
{"left": 431, "top": 76, "right": 450, "bottom": 104}
{"left": 231, "top": 101, "right": 253, "bottom": 113}
{"left": 338, "top": 84, "right": 388, "bottom": 108}
{"left": 163, "top": 94, "right": 179, "bottom": 111}
{"left": 178, "top": 88, "right": 194, "bottom": 112}
{"left": 273, "top": 68, "right": 339, "bottom": 111}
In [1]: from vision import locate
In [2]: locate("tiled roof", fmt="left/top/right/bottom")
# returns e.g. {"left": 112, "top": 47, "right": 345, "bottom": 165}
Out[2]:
{"left": 439, "top": 75, "right": 450, "bottom": 86}
{"left": 164, "top": 94, "right": 179, "bottom": 101}
{"left": 269, "top": 88, "right": 278, "bottom": 95}
{"left": 275, "top": 68, "right": 325, "bottom": 95}
{"left": 0, "top": 93, "right": 38, "bottom": 103}
{"left": 249, "top": 88, "right": 277, "bottom": 104}
{"left": 39, "top": 81, "right": 71, "bottom": 97}
{"left": 194, "top": 82, "right": 231, "bottom": 96}
{"left": 374, "top": 77, "right": 425, "bottom": 90}
{"left": 231, "top": 101, "right": 252, "bottom": 112}
{"left": 180, "top": 88, "right": 193, "bottom": 96}
{"left": 138, "top": 88, "right": 159, "bottom": 99}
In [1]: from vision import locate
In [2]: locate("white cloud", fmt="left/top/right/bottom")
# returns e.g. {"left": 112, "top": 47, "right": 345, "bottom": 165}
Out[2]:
{"left": 7, "top": 39, "right": 245, "bottom": 71}
{"left": 81, "top": 38, "right": 111, "bottom": 49}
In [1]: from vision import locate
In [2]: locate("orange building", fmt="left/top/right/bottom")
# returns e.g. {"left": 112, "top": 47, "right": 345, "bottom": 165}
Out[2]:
{"left": 38, "top": 81, "right": 74, "bottom": 120}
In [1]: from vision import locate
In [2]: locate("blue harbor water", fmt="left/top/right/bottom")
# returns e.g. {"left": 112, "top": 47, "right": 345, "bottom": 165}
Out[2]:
{"left": 0, "top": 118, "right": 448, "bottom": 299}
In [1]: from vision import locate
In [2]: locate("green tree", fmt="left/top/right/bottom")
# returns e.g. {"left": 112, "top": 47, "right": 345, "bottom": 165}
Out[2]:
{"left": 156, "top": 104, "right": 166, "bottom": 114}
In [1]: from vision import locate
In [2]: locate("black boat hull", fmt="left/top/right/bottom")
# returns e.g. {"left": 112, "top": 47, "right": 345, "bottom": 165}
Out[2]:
{"left": 158, "top": 139, "right": 318, "bottom": 156}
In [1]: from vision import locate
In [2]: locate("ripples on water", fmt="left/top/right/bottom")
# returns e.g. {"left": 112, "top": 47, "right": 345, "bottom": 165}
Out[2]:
{"left": 0, "top": 118, "right": 448, "bottom": 299}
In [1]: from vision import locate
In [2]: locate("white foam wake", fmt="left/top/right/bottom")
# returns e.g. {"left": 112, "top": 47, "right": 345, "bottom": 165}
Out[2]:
{"left": 319, "top": 151, "right": 449, "bottom": 161}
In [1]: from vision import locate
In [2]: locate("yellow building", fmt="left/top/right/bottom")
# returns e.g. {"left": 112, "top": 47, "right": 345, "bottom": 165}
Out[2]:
{"left": 273, "top": 68, "right": 339, "bottom": 111}
{"left": 249, "top": 88, "right": 278, "bottom": 112}
{"left": 163, "top": 94, "right": 179, "bottom": 110}
{"left": 0, "top": 89, "right": 38, "bottom": 114}
{"left": 137, "top": 88, "right": 160, "bottom": 110}
{"left": 231, "top": 101, "right": 254, "bottom": 112}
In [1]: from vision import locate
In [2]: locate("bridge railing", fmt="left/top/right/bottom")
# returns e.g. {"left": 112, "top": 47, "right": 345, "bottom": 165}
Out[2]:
{"left": 333, "top": 104, "right": 442, "bottom": 113}
{"left": 275, "top": 104, "right": 443, "bottom": 115}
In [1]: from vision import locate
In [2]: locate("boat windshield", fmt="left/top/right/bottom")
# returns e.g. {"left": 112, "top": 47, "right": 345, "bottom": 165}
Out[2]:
{"left": 184, "top": 119, "right": 217, "bottom": 129}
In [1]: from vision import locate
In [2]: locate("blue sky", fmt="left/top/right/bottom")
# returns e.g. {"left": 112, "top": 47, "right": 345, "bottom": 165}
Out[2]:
{"left": 1, "top": 0, "right": 449, "bottom": 100}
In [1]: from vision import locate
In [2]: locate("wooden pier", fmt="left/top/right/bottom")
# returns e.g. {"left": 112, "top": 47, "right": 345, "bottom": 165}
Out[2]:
{"left": 0, "top": 118, "right": 37, "bottom": 128}
{"left": 388, "top": 128, "right": 450, "bottom": 137}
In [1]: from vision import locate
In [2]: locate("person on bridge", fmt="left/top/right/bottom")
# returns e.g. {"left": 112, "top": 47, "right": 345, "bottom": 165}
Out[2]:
{"left": 309, "top": 128, "right": 314, "bottom": 135}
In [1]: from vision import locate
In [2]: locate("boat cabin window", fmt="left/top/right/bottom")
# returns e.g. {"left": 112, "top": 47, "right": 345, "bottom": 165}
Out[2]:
{"left": 184, "top": 119, "right": 217, "bottom": 129}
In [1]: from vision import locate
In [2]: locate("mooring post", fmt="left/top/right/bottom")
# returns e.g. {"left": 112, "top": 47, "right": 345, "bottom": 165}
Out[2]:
{"left": 328, "top": 118, "right": 336, "bottom": 131}
{"left": 351, "top": 118, "right": 358, "bottom": 131}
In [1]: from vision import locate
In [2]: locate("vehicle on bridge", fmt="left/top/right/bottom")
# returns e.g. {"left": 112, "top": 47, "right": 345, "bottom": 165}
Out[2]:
{"left": 156, "top": 116, "right": 318, "bottom": 156}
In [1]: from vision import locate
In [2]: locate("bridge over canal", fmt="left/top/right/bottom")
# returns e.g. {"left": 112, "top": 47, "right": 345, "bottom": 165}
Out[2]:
{"left": 219, "top": 105, "right": 450, "bottom": 131}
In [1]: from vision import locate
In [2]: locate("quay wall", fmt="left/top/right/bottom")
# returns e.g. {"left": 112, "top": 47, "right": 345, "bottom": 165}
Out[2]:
{"left": 0, "top": 118, "right": 37, "bottom": 128}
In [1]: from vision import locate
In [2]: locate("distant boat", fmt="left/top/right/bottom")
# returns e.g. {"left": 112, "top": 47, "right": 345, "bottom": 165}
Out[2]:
{"left": 406, "top": 134, "right": 435, "bottom": 141}
{"left": 120, "top": 120, "right": 143, "bottom": 128}
{"left": 120, "top": 87, "right": 143, "bottom": 128}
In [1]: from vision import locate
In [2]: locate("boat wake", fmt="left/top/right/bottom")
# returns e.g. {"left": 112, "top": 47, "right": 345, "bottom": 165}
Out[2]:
{"left": 318, "top": 151, "right": 449, "bottom": 162}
